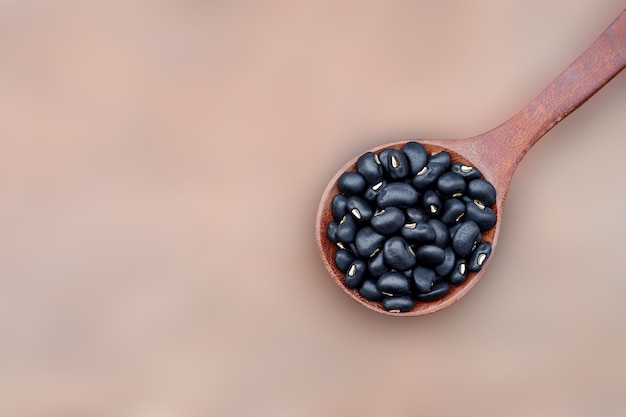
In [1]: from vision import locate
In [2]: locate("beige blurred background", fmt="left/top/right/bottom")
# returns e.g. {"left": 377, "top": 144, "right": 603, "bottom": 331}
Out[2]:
{"left": 0, "top": 1, "right": 625, "bottom": 416}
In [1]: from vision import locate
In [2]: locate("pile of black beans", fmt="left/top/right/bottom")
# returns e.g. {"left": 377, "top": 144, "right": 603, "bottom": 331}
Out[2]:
{"left": 327, "top": 142, "right": 496, "bottom": 313}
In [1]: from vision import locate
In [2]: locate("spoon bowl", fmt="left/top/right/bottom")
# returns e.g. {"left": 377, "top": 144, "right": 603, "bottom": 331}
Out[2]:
{"left": 316, "top": 9, "right": 626, "bottom": 316}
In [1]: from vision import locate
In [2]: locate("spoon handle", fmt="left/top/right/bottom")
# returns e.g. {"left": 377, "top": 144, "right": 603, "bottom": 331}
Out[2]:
{"left": 482, "top": 9, "right": 626, "bottom": 182}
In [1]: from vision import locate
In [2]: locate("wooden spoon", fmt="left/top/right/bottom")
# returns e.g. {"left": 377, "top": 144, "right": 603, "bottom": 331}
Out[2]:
{"left": 316, "top": 9, "right": 626, "bottom": 316}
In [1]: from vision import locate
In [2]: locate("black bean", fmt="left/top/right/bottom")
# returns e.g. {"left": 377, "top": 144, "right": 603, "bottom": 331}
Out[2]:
{"left": 336, "top": 214, "right": 357, "bottom": 243}
{"left": 368, "top": 250, "right": 388, "bottom": 277}
{"left": 437, "top": 172, "right": 467, "bottom": 197}
{"left": 412, "top": 162, "right": 446, "bottom": 191}
{"left": 415, "top": 281, "right": 450, "bottom": 302}
{"left": 344, "top": 259, "right": 367, "bottom": 289}
{"left": 428, "top": 219, "right": 450, "bottom": 248}
{"left": 412, "top": 266, "right": 436, "bottom": 293}
{"left": 402, "top": 141, "right": 428, "bottom": 176}
{"left": 439, "top": 198, "right": 466, "bottom": 225}
{"left": 415, "top": 244, "right": 445, "bottom": 267}
{"left": 422, "top": 189, "right": 442, "bottom": 216}
{"left": 331, "top": 194, "right": 348, "bottom": 222}
{"left": 405, "top": 207, "right": 427, "bottom": 224}
{"left": 382, "top": 237, "right": 416, "bottom": 271}
{"left": 382, "top": 295, "right": 414, "bottom": 312}
{"left": 377, "top": 271, "right": 412, "bottom": 295}
{"left": 435, "top": 247, "right": 456, "bottom": 277}
{"left": 449, "top": 259, "right": 467, "bottom": 285}
{"left": 356, "top": 152, "right": 383, "bottom": 184}
{"left": 401, "top": 222, "right": 435, "bottom": 244}
{"left": 359, "top": 279, "right": 383, "bottom": 301}
{"left": 467, "top": 179, "right": 496, "bottom": 207}
{"left": 450, "top": 162, "right": 481, "bottom": 180}
{"left": 468, "top": 242, "right": 492, "bottom": 272}
{"left": 382, "top": 149, "right": 410, "bottom": 180}
{"left": 327, "top": 221, "right": 338, "bottom": 243}
{"left": 428, "top": 150, "right": 451, "bottom": 167}
{"left": 363, "top": 180, "right": 386, "bottom": 202}
{"left": 452, "top": 220, "right": 481, "bottom": 257}
{"left": 370, "top": 207, "right": 405, "bottom": 235}
{"left": 354, "top": 227, "right": 386, "bottom": 258}
{"left": 337, "top": 171, "right": 366, "bottom": 195}
{"left": 334, "top": 249, "right": 355, "bottom": 273}
{"left": 377, "top": 182, "right": 419, "bottom": 209}
{"left": 346, "top": 196, "right": 374, "bottom": 222}
{"left": 465, "top": 201, "right": 496, "bottom": 231}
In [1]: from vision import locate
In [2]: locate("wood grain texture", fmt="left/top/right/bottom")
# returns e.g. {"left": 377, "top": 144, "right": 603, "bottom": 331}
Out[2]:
{"left": 316, "top": 9, "right": 626, "bottom": 316}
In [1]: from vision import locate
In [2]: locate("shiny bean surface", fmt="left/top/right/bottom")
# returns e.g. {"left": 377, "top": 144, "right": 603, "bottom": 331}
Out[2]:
{"left": 449, "top": 259, "right": 468, "bottom": 285}
{"left": 337, "top": 172, "right": 366, "bottom": 195}
{"left": 382, "top": 295, "right": 414, "bottom": 312}
{"left": 354, "top": 227, "right": 386, "bottom": 258}
{"left": 428, "top": 219, "right": 450, "bottom": 248}
{"left": 327, "top": 221, "right": 338, "bottom": 243}
{"left": 412, "top": 161, "right": 446, "bottom": 191}
{"left": 377, "top": 271, "right": 412, "bottom": 295}
{"left": 435, "top": 247, "right": 456, "bottom": 277}
{"left": 465, "top": 201, "right": 496, "bottom": 231}
{"left": 415, "top": 245, "right": 445, "bottom": 267}
{"left": 344, "top": 259, "right": 367, "bottom": 289}
{"left": 405, "top": 207, "right": 427, "bottom": 223}
{"left": 346, "top": 196, "right": 373, "bottom": 222}
{"left": 428, "top": 151, "right": 451, "bottom": 167}
{"left": 359, "top": 279, "right": 383, "bottom": 301}
{"left": 468, "top": 242, "right": 492, "bottom": 272}
{"left": 412, "top": 266, "right": 436, "bottom": 293}
{"left": 370, "top": 207, "right": 405, "bottom": 235}
{"left": 401, "top": 222, "right": 435, "bottom": 244}
{"left": 334, "top": 249, "right": 355, "bottom": 273}
{"left": 383, "top": 237, "right": 417, "bottom": 271}
{"left": 377, "top": 182, "right": 419, "bottom": 208}
{"left": 384, "top": 149, "right": 410, "bottom": 180}
{"left": 356, "top": 152, "right": 383, "bottom": 184}
{"left": 437, "top": 172, "right": 466, "bottom": 197}
{"left": 402, "top": 141, "right": 428, "bottom": 175}
{"left": 450, "top": 162, "right": 481, "bottom": 180}
{"left": 439, "top": 198, "right": 465, "bottom": 225}
{"left": 422, "top": 189, "right": 441, "bottom": 216}
{"left": 414, "top": 281, "right": 450, "bottom": 302}
{"left": 331, "top": 194, "right": 348, "bottom": 222}
{"left": 452, "top": 221, "right": 481, "bottom": 257}
{"left": 363, "top": 180, "right": 386, "bottom": 202}
{"left": 467, "top": 178, "right": 496, "bottom": 207}
{"left": 367, "top": 250, "right": 388, "bottom": 278}
{"left": 336, "top": 215, "right": 357, "bottom": 243}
